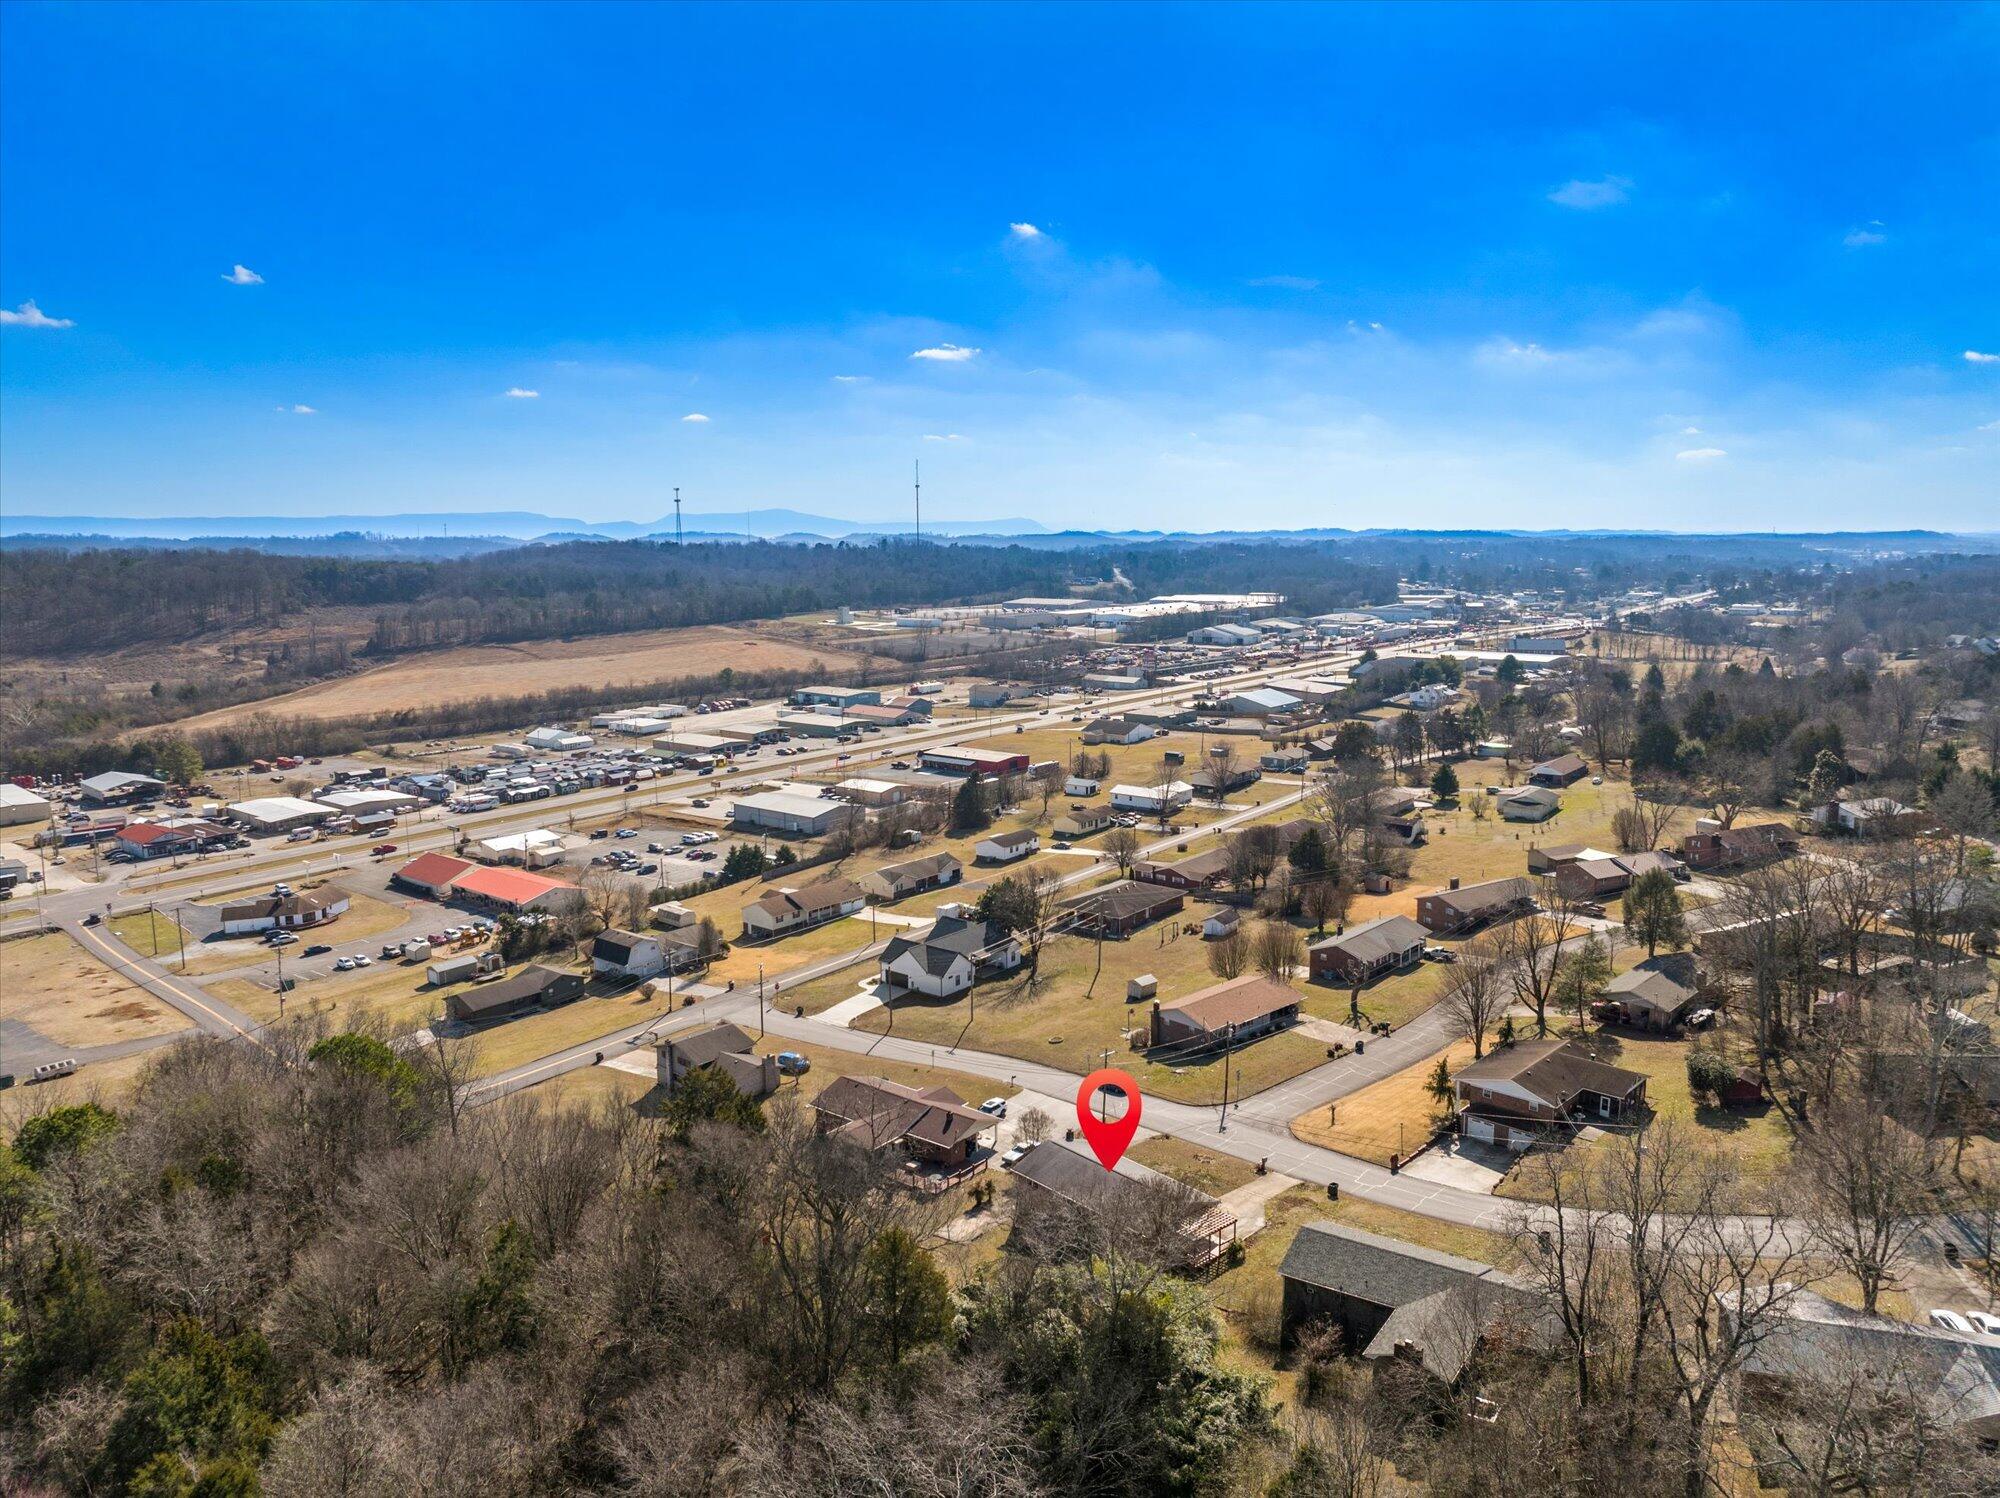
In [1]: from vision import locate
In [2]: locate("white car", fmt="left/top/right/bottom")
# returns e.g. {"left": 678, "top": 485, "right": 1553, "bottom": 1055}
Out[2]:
{"left": 1928, "top": 1308, "right": 1977, "bottom": 1335}
{"left": 979, "top": 1097, "right": 1008, "bottom": 1119}
{"left": 335, "top": 956, "right": 356, "bottom": 971}
{"left": 353, "top": 954, "right": 372, "bottom": 968}
{"left": 1967, "top": 1310, "right": 2000, "bottom": 1337}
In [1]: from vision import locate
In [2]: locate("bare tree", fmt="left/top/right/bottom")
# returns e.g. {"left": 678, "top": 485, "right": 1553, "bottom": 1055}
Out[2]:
{"left": 1204, "top": 739, "right": 1240, "bottom": 806}
{"left": 1253, "top": 919, "right": 1304, "bottom": 983}
{"left": 1101, "top": 825, "right": 1140, "bottom": 876}
{"left": 1698, "top": 750, "right": 1760, "bottom": 829}
{"left": 1797, "top": 1088, "right": 1944, "bottom": 1314}
{"left": 1207, "top": 926, "right": 1250, "bottom": 981}
{"left": 1438, "top": 935, "right": 1506, "bottom": 1057}
{"left": 1300, "top": 872, "right": 1349, "bottom": 935}
{"left": 1495, "top": 893, "right": 1584, "bottom": 1037}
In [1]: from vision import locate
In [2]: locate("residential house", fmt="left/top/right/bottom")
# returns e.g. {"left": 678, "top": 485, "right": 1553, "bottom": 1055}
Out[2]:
{"left": 1148, "top": 973, "right": 1302, "bottom": 1050}
{"left": 1387, "top": 684, "right": 1456, "bottom": 712}
{"left": 1679, "top": 820, "right": 1794, "bottom": 870}
{"left": 1110, "top": 781, "right": 1195, "bottom": 816}
{"left": 1416, "top": 877, "right": 1536, "bottom": 934}
{"left": 1454, "top": 1038, "right": 1649, "bottom": 1149}
{"left": 1009, "top": 1140, "right": 1238, "bottom": 1272}
{"left": 1081, "top": 717, "right": 1156, "bottom": 746}
{"left": 1525, "top": 842, "right": 1605, "bottom": 876}
{"left": 1260, "top": 749, "right": 1309, "bottom": 773}
{"left": 878, "top": 915, "right": 1023, "bottom": 997}
{"left": 444, "top": 964, "right": 585, "bottom": 1025}
{"left": 741, "top": 877, "right": 866, "bottom": 938}
{"left": 1189, "top": 764, "right": 1263, "bottom": 798}
{"left": 1133, "top": 846, "right": 1231, "bottom": 892}
{"left": 592, "top": 927, "right": 697, "bottom": 981}
{"left": 810, "top": 1076, "right": 995, "bottom": 1169}
{"left": 1059, "top": 879, "right": 1184, "bottom": 938}
{"left": 1278, "top": 1221, "right": 1537, "bottom": 1382}
{"left": 1309, "top": 915, "right": 1430, "bottom": 985}
{"left": 1528, "top": 753, "right": 1590, "bottom": 788}
{"left": 1599, "top": 954, "right": 1703, "bottom": 1031}
{"left": 218, "top": 887, "right": 350, "bottom": 935}
{"left": 1054, "top": 806, "right": 1115, "bottom": 838}
{"left": 654, "top": 1022, "right": 779, "bottom": 1100}
{"left": 1809, "top": 797, "right": 1925, "bottom": 837}
{"left": 1723, "top": 1287, "right": 2000, "bottom": 1457}
{"left": 857, "top": 852, "right": 963, "bottom": 902}
{"left": 975, "top": 828, "right": 1040, "bottom": 864}
{"left": 1497, "top": 786, "right": 1562, "bottom": 823}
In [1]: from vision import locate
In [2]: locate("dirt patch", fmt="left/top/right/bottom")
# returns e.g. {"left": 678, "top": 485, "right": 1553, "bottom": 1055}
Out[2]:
{"left": 0, "top": 931, "right": 193, "bottom": 1047}
{"left": 167, "top": 624, "right": 868, "bottom": 731}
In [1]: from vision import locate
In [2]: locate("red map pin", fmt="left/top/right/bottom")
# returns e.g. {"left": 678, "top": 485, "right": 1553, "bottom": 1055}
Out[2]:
{"left": 1075, "top": 1068, "right": 1143, "bottom": 1170}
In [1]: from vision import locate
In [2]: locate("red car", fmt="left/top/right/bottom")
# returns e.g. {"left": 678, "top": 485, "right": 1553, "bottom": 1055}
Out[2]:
{"left": 371, "top": 843, "right": 398, "bottom": 856}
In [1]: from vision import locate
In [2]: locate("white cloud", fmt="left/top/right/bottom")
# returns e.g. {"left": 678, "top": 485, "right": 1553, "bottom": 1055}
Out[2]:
{"left": 831, "top": 374, "right": 867, "bottom": 384}
{"left": 1682, "top": 425, "right": 1703, "bottom": 435}
{"left": 1008, "top": 222, "right": 1043, "bottom": 239}
{"left": 1842, "top": 222, "right": 1886, "bottom": 248}
{"left": 1980, "top": 419, "right": 2000, "bottom": 432}
{"left": 1676, "top": 447, "right": 1727, "bottom": 462}
{"left": 1966, "top": 350, "right": 1999, "bottom": 365}
{"left": 681, "top": 412, "right": 711, "bottom": 423}
{"left": 504, "top": 387, "right": 539, "bottom": 399}
{"left": 923, "top": 433, "right": 965, "bottom": 442}
{"left": 1477, "top": 337, "right": 1560, "bottom": 368}
{"left": 1249, "top": 274, "right": 1321, "bottom": 290}
{"left": 911, "top": 343, "right": 981, "bottom": 362}
{"left": 222, "top": 263, "right": 265, "bottom": 285}
{"left": 276, "top": 403, "right": 316, "bottom": 415}
{"left": 1548, "top": 175, "right": 1632, "bottom": 209}
{"left": 0, "top": 299, "right": 74, "bottom": 328}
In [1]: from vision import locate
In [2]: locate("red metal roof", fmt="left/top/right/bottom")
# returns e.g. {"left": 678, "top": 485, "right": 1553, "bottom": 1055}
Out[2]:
{"left": 394, "top": 851, "right": 474, "bottom": 889}
{"left": 448, "top": 864, "right": 577, "bottom": 906}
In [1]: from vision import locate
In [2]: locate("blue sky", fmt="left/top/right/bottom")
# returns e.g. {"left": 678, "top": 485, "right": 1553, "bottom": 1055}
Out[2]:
{"left": 3, "top": 1, "right": 1996, "bottom": 532}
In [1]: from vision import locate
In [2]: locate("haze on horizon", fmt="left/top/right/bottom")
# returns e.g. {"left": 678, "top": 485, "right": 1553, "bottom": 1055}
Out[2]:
{"left": 2, "top": 2, "right": 1996, "bottom": 533}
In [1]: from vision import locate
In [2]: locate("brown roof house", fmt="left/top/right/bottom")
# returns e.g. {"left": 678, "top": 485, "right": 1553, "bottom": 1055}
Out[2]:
{"left": 857, "top": 852, "right": 962, "bottom": 902}
{"left": 1309, "top": 914, "right": 1430, "bottom": 985}
{"left": 653, "top": 1021, "right": 778, "bottom": 1100}
{"left": 1008, "top": 1139, "right": 1238, "bottom": 1272}
{"left": 741, "top": 876, "right": 865, "bottom": 939}
{"left": 1059, "top": 879, "right": 1184, "bottom": 938}
{"left": 1598, "top": 953, "right": 1704, "bottom": 1031}
{"left": 810, "top": 1076, "right": 996, "bottom": 1171}
{"left": 1415, "top": 877, "right": 1536, "bottom": 935}
{"left": 1148, "top": 973, "right": 1302, "bottom": 1051}
{"left": 444, "top": 964, "right": 585, "bottom": 1026}
{"left": 1133, "top": 846, "right": 1231, "bottom": 892}
{"left": 1679, "top": 820, "right": 1794, "bottom": 871}
{"left": 1528, "top": 753, "right": 1590, "bottom": 788}
{"left": 1454, "top": 1038, "right": 1648, "bottom": 1150}
{"left": 218, "top": 887, "right": 350, "bottom": 935}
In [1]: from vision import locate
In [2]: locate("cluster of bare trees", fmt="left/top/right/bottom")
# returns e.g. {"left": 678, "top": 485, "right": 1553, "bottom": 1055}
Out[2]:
{"left": 2, "top": 1013, "right": 1279, "bottom": 1496}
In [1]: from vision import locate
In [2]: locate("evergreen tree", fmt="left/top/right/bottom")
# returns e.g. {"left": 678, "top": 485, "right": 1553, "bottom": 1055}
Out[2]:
{"left": 1429, "top": 762, "right": 1460, "bottom": 802}
{"left": 950, "top": 774, "right": 991, "bottom": 832}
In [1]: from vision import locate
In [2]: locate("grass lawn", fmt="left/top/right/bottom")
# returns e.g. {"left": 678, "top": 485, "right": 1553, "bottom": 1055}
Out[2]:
{"left": 1300, "top": 953, "right": 1451, "bottom": 1033}
{"left": 1493, "top": 1022, "right": 1797, "bottom": 1209}
{"left": 0, "top": 1047, "right": 161, "bottom": 1128}
{"left": 1127, "top": 1136, "right": 1263, "bottom": 1196}
{"left": 1289, "top": 1040, "right": 1477, "bottom": 1165}
{"left": 851, "top": 925, "right": 1330, "bottom": 1105}
{"left": 108, "top": 910, "right": 287, "bottom": 977}
{"left": 1, "top": 930, "right": 194, "bottom": 1048}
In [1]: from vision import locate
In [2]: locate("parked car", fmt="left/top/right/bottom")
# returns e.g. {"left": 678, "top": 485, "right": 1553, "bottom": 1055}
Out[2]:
{"left": 616, "top": 828, "right": 637, "bottom": 839}
{"left": 1001, "top": 1144, "right": 1030, "bottom": 1168}
{"left": 353, "top": 954, "right": 372, "bottom": 967}
{"left": 82, "top": 912, "right": 101, "bottom": 926}
{"left": 979, "top": 1097, "right": 1008, "bottom": 1119}
{"left": 268, "top": 932, "right": 298, "bottom": 947}
{"left": 304, "top": 943, "right": 333, "bottom": 957}
{"left": 775, "top": 1052, "right": 811, "bottom": 1076}
{"left": 1968, "top": 1311, "right": 2000, "bottom": 1337}
{"left": 335, "top": 957, "right": 356, "bottom": 971}
{"left": 371, "top": 843, "right": 398, "bottom": 856}
{"left": 1929, "top": 1309, "right": 1977, "bottom": 1335}
{"left": 590, "top": 828, "right": 611, "bottom": 840}
{"left": 1423, "top": 947, "right": 1457, "bottom": 963}
{"left": 381, "top": 943, "right": 403, "bottom": 959}
{"left": 647, "top": 841, "right": 665, "bottom": 853}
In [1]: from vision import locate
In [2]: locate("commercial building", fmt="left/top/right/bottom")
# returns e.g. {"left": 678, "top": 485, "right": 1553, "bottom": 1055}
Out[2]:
{"left": 918, "top": 745, "right": 1032, "bottom": 778}
{"left": 114, "top": 820, "right": 231, "bottom": 861}
{"left": 446, "top": 865, "right": 582, "bottom": 915}
{"left": 218, "top": 887, "right": 351, "bottom": 935}
{"left": 524, "top": 727, "right": 594, "bottom": 752}
{"left": 392, "top": 852, "right": 475, "bottom": 898}
{"left": 0, "top": 783, "right": 53, "bottom": 825}
{"left": 474, "top": 829, "right": 566, "bottom": 867}
{"left": 1225, "top": 687, "right": 1303, "bottom": 717}
{"left": 78, "top": 772, "right": 166, "bottom": 806}
{"left": 790, "top": 685, "right": 881, "bottom": 710}
{"left": 774, "top": 710, "right": 852, "bottom": 739}
{"left": 729, "top": 788, "right": 859, "bottom": 837}
{"left": 225, "top": 796, "right": 337, "bottom": 835}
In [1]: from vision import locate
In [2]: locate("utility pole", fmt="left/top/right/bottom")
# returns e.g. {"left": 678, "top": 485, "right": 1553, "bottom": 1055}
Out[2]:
{"left": 673, "top": 486, "right": 683, "bottom": 547}
{"left": 757, "top": 962, "right": 766, "bottom": 1038}
{"left": 1220, "top": 1022, "right": 1235, "bottom": 1131}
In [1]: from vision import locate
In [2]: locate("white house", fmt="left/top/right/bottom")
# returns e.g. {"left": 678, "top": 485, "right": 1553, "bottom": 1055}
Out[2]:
{"left": 741, "top": 877, "right": 866, "bottom": 938}
{"left": 975, "top": 828, "right": 1040, "bottom": 863}
{"left": 1110, "top": 781, "right": 1194, "bottom": 816}
{"left": 592, "top": 928, "right": 670, "bottom": 980}
{"left": 879, "top": 916, "right": 1023, "bottom": 997}
{"left": 1063, "top": 775, "right": 1101, "bottom": 797}
{"left": 1387, "top": 684, "right": 1455, "bottom": 711}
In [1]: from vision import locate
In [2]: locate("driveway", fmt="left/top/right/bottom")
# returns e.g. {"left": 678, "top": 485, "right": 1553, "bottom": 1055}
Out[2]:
{"left": 1399, "top": 1135, "right": 1516, "bottom": 1194}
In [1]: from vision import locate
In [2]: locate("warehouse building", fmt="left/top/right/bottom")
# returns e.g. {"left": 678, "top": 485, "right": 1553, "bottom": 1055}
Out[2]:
{"left": 0, "top": 783, "right": 53, "bottom": 826}
{"left": 791, "top": 685, "right": 881, "bottom": 709}
{"left": 225, "top": 796, "right": 337, "bottom": 835}
{"left": 315, "top": 787, "right": 421, "bottom": 817}
{"left": 730, "top": 788, "right": 860, "bottom": 837}
{"left": 78, "top": 772, "right": 166, "bottom": 806}
{"left": 918, "top": 744, "right": 1031, "bottom": 777}
{"left": 447, "top": 865, "right": 583, "bottom": 915}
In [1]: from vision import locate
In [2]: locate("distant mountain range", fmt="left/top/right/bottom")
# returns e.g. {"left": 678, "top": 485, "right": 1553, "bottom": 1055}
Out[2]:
{"left": 0, "top": 509, "right": 1049, "bottom": 542}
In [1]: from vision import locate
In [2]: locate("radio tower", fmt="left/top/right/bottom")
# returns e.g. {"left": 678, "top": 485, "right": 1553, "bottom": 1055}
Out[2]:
{"left": 673, "top": 486, "right": 683, "bottom": 546}
{"left": 914, "top": 459, "right": 921, "bottom": 542}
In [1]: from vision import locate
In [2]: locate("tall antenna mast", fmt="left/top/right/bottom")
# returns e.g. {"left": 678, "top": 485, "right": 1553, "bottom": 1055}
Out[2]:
{"left": 673, "top": 486, "right": 682, "bottom": 547}
{"left": 914, "top": 459, "right": 921, "bottom": 542}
